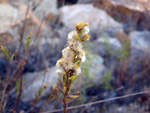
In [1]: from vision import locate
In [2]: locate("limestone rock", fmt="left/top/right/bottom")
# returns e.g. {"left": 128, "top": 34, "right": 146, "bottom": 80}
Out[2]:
{"left": 129, "top": 30, "right": 150, "bottom": 53}
{"left": 93, "top": 0, "right": 150, "bottom": 31}
{"left": 89, "top": 55, "right": 106, "bottom": 85}
{"left": 34, "top": 0, "right": 58, "bottom": 22}
{"left": 0, "top": 4, "right": 50, "bottom": 34}
{"left": 60, "top": 4, "right": 122, "bottom": 32}
{"left": 0, "top": 4, "right": 27, "bottom": 34}
{"left": 95, "top": 36, "right": 122, "bottom": 57}
{"left": 22, "top": 66, "right": 59, "bottom": 102}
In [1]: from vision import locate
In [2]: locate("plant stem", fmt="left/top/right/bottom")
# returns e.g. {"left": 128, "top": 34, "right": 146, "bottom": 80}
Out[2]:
{"left": 0, "top": 63, "right": 11, "bottom": 112}
{"left": 63, "top": 73, "right": 70, "bottom": 113}
{"left": 63, "top": 103, "right": 67, "bottom": 113}
{"left": 11, "top": 60, "right": 25, "bottom": 113}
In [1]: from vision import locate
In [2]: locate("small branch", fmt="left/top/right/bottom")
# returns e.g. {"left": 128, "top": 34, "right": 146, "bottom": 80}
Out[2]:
{"left": 58, "top": 83, "right": 65, "bottom": 96}
{"left": 0, "top": 63, "right": 11, "bottom": 112}
{"left": 43, "top": 90, "right": 150, "bottom": 113}
{"left": 11, "top": 61, "right": 25, "bottom": 113}
{"left": 30, "top": 68, "right": 48, "bottom": 113}
{"left": 62, "top": 73, "right": 70, "bottom": 113}
{"left": 27, "top": 11, "right": 45, "bottom": 59}
{"left": 18, "top": 4, "right": 30, "bottom": 56}
{"left": 39, "top": 90, "right": 55, "bottom": 113}
{"left": 55, "top": 90, "right": 63, "bottom": 105}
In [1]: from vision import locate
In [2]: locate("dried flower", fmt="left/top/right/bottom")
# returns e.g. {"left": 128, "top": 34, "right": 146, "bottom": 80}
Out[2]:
{"left": 81, "top": 34, "right": 90, "bottom": 42}
{"left": 76, "top": 22, "right": 84, "bottom": 31}
{"left": 55, "top": 22, "right": 90, "bottom": 113}
{"left": 62, "top": 47, "right": 74, "bottom": 59}
{"left": 81, "top": 51, "right": 86, "bottom": 63}
{"left": 56, "top": 69, "right": 63, "bottom": 75}
{"left": 84, "top": 23, "right": 89, "bottom": 27}
{"left": 82, "top": 26, "right": 90, "bottom": 35}
{"left": 69, "top": 40, "right": 83, "bottom": 51}
{"left": 56, "top": 22, "right": 90, "bottom": 74}
{"left": 74, "top": 65, "right": 81, "bottom": 75}
{"left": 62, "top": 59, "right": 74, "bottom": 70}
{"left": 56, "top": 59, "right": 63, "bottom": 67}
{"left": 68, "top": 31, "right": 79, "bottom": 40}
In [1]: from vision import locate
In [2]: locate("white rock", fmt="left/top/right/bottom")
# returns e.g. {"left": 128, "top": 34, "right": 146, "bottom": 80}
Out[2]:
{"left": 93, "top": 36, "right": 123, "bottom": 58}
{"left": 0, "top": 4, "right": 27, "bottom": 34}
{"left": 83, "top": 54, "right": 106, "bottom": 85}
{"left": 129, "top": 31, "right": 150, "bottom": 52}
{"left": 89, "top": 55, "right": 106, "bottom": 85}
{"left": 60, "top": 4, "right": 122, "bottom": 31}
{"left": 22, "top": 66, "right": 59, "bottom": 102}
{"left": 34, "top": 0, "right": 58, "bottom": 22}
{"left": 97, "top": 37, "right": 122, "bottom": 50}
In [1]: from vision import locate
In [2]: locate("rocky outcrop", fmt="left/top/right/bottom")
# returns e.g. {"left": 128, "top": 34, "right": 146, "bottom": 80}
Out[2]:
{"left": 34, "top": 0, "right": 58, "bottom": 22}
{"left": 129, "top": 30, "right": 150, "bottom": 53}
{"left": 0, "top": 4, "right": 50, "bottom": 36}
{"left": 93, "top": 0, "right": 150, "bottom": 31}
{"left": 60, "top": 4, "right": 122, "bottom": 32}
{"left": 22, "top": 66, "right": 59, "bottom": 102}
{"left": 0, "top": 4, "right": 28, "bottom": 34}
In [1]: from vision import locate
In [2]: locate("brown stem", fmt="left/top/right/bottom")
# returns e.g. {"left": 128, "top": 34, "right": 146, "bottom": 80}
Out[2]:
{"left": 0, "top": 63, "right": 11, "bottom": 112}
{"left": 63, "top": 103, "right": 67, "bottom": 113}
{"left": 63, "top": 73, "right": 70, "bottom": 113}
{"left": 11, "top": 61, "right": 25, "bottom": 113}
{"left": 2, "top": 51, "right": 27, "bottom": 111}
{"left": 39, "top": 90, "right": 55, "bottom": 113}
{"left": 18, "top": 4, "right": 29, "bottom": 56}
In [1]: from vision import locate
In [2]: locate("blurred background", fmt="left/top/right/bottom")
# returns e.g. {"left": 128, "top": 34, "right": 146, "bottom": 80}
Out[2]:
{"left": 0, "top": 0, "right": 150, "bottom": 113}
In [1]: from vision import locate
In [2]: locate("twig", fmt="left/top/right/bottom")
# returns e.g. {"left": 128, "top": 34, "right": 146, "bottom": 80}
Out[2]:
{"left": 27, "top": 11, "right": 46, "bottom": 59}
{"left": 62, "top": 73, "right": 70, "bottom": 113}
{"left": 42, "top": 90, "right": 150, "bottom": 113}
{"left": 0, "top": 63, "right": 11, "bottom": 112}
{"left": 11, "top": 60, "right": 26, "bottom": 113}
{"left": 30, "top": 68, "right": 48, "bottom": 113}
{"left": 39, "top": 90, "right": 55, "bottom": 113}
{"left": 18, "top": 4, "right": 30, "bottom": 56}
{"left": 6, "top": 3, "right": 30, "bottom": 97}
{"left": 7, "top": 7, "right": 45, "bottom": 99}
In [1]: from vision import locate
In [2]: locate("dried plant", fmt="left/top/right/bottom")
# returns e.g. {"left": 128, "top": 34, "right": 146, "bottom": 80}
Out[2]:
{"left": 55, "top": 22, "right": 90, "bottom": 113}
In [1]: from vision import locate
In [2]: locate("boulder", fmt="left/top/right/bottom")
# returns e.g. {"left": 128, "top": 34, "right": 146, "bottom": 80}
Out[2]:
{"left": 89, "top": 55, "right": 106, "bottom": 85}
{"left": 0, "top": 4, "right": 27, "bottom": 34}
{"left": 0, "top": 4, "right": 50, "bottom": 36}
{"left": 93, "top": 0, "right": 150, "bottom": 31}
{"left": 34, "top": 0, "right": 58, "bottom": 22}
{"left": 119, "top": 30, "right": 150, "bottom": 79}
{"left": 0, "top": 3, "right": 55, "bottom": 47}
{"left": 60, "top": 4, "right": 122, "bottom": 32}
{"left": 111, "top": 0, "right": 150, "bottom": 11}
{"left": 129, "top": 30, "right": 150, "bottom": 53}
{"left": 0, "top": 4, "right": 59, "bottom": 74}
{"left": 97, "top": 37, "right": 122, "bottom": 50}
{"left": 22, "top": 66, "right": 59, "bottom": 102}
{"left": 94, "top": 36, "right": 122, "bottom": 57}
{"left": 8, "top": 0, "right": 50, "bottom": 9}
